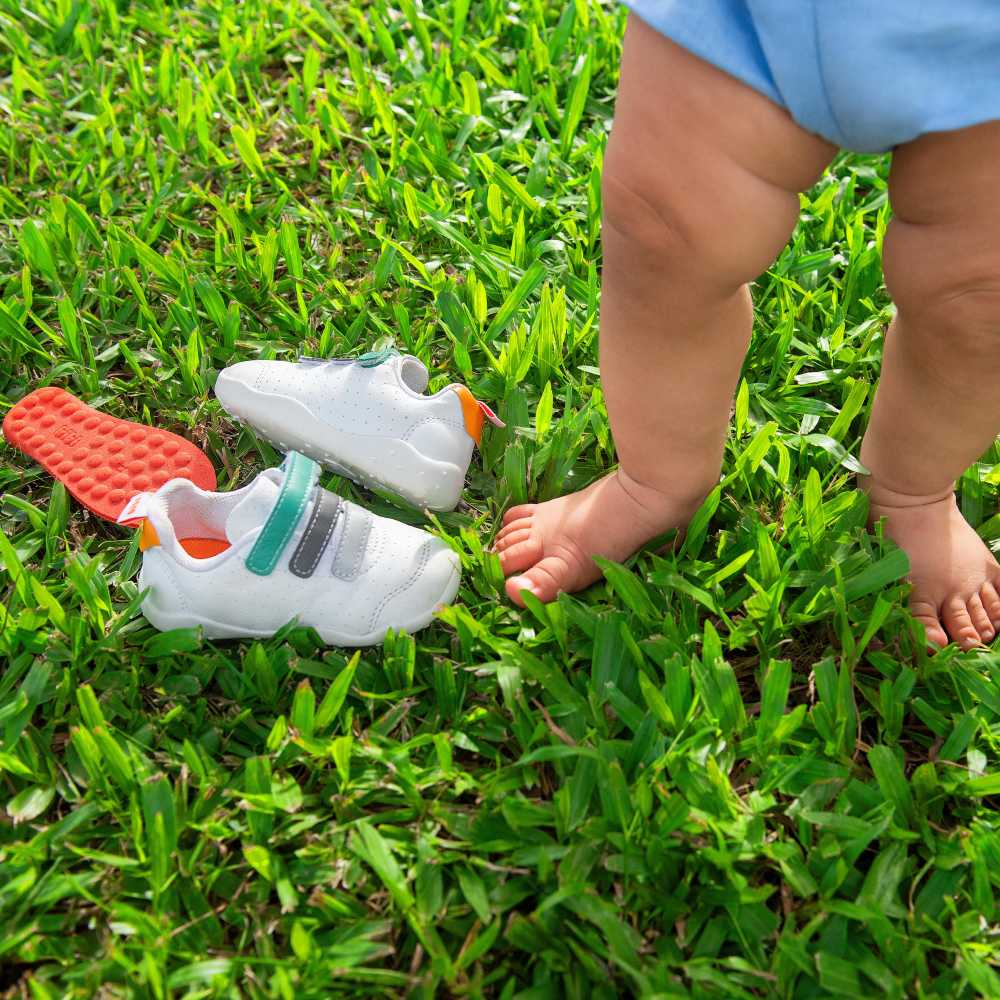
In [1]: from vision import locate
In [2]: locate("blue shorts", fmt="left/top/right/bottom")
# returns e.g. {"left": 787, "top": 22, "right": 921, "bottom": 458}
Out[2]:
{"left": 623, "top": 0, "right": 1000, "bottom": 152}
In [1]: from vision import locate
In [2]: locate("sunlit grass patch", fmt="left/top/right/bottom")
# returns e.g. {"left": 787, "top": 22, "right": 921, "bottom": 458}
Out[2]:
{"left": 1, "top": 1, "right": 999, "bottom": 997}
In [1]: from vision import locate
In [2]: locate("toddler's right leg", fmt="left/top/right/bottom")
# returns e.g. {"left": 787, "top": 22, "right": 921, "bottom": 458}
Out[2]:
{"left": 498, "top": 17, "right": 835, "bottom": 604}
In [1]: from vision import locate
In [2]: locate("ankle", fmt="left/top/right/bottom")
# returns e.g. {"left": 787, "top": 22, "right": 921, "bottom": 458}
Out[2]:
{"left": 616, "top": 467, "right": 710, "bottom": 518}
{"left": 860, "top": 474, "right": 954, "bottom": 510}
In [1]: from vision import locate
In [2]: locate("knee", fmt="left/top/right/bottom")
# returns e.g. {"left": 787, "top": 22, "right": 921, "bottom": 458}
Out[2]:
{"left": 601, "top": 165, "right": 685, "bottom": 261}
{"left": 600, "top": 148, "right": 800, "bottom": 293}
{"left": 884, "top": 219, "right": 1000, "bottom": 347}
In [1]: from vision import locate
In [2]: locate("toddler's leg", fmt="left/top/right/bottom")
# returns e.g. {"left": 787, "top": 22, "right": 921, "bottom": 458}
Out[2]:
{"left": 497, "top": 17, "right": 834, "bottom": 604}
{"left": 861, "top": 121, "right": 1000, "bottom": 649}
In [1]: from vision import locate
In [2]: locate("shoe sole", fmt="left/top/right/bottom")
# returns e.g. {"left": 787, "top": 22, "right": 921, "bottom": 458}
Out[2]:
{"left": 139, "top": 558, "right": 461, "bottom": 647}
{"left": 214, "top": 372, "right": 465, "bottom": 511}
{"left": 3, "top": 387, "right": 216, "bottom": 522}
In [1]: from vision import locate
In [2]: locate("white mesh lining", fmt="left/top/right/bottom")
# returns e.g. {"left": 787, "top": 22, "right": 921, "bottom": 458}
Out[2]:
{"left": 158, "top": 480, "right": 246, "bottom": 541}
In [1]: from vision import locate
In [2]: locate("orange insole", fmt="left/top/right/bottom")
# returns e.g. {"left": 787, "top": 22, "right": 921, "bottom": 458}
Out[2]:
{"left": 139, "top": 516, "right": 230, "bottom": 560}
{"left": 3, "top": 387, "right": 217, "bottom": 524}
{"left": 179, "top": 537, "right": 231, "bottom": 559}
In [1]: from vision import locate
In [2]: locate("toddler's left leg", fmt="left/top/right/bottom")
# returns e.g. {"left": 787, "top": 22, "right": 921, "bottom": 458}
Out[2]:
{"left": 493, "top": 19, "right": 833, "bottom": 606}
{"left": 861, "top": 121, "right": 1000, "bottom": 649}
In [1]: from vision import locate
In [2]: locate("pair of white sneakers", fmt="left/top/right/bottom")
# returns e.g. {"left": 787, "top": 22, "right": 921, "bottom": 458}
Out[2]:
{"left": 123, "top": 350, "right": 501, "bottom": 646}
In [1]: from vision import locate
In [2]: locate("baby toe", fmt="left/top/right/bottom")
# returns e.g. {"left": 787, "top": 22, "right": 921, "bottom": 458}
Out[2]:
{"left": 505, "top": 554, "right": 570, "bottom": 606}
{"left": 982, "top": 580, "right": 1000, "bottom": 627}
{"left": 910, "top": 598, "right": 948, "bottom": 651}
{"left": 968, "top": 593, "right": 995, "bottom": 642}
{"left": 502, "top": 504, "right": 536, "bottom": 526}
{"left": 498, "top": 536, "right": 544, "bottom": 575}
{"left": 494, "top": 527, "right": 532, "bottom": 551}
{"left": 941, "top": 595, "right": 983, "bottom": 651}
{"left": 496, "top": 516, "right": 533, "bottom": 542}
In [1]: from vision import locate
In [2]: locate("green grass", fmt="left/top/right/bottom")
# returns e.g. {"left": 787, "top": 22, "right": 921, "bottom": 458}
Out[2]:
{"left": 2, "top": 0, "right": 999, "bottom": 996}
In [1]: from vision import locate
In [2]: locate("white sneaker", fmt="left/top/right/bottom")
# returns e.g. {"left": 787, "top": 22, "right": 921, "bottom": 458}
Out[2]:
{"left": 116, "top": 451, "right": 461, "bottom": 646}
{"left": 213, "top": 349, "right": 502, "bottom": 511}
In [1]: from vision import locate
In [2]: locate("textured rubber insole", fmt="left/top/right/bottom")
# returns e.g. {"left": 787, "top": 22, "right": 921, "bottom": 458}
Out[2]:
{"left": 2, "top": 387, "right": 217, "bottom": 523}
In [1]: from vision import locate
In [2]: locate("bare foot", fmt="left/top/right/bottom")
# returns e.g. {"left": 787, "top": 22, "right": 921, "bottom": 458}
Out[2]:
{"left": 494, "top": 469, "right": 705, "bottom": 606}
{"left": 867, "top": 485, "right": 1000, "bottom": 650}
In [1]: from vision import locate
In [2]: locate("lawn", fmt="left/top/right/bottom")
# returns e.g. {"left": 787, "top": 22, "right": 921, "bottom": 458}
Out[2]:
{"left": 2, "top": 0, "right": 1000, "bottom": 997}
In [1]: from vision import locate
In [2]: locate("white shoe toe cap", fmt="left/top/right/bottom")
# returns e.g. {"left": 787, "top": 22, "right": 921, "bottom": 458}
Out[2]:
{"left": 216, "top": 360, "right": 307, "bottom": 407}
{"left": 214, "top": 361, "right": 267, "bottom": 408}
{"left": 372, "top": 539, "right": 460, "bottom": 634}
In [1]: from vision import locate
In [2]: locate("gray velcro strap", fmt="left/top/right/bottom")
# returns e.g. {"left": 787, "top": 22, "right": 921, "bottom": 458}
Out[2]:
{"left": 289, "top": 488, "right": 343, "bottom": 578}
{"left": 330, "top": 502, "right": 373, "bottom": 580}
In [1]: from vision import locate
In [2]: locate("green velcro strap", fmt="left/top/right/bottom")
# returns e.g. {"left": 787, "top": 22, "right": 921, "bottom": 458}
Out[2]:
{"left": 357, "top": 347, "right": 397, "bottom": 367}
{"left": 245, "top": 452, "right": 320, "bottom": 576}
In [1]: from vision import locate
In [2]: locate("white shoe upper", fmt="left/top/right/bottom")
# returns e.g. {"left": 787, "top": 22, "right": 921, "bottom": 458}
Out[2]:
{"left": 214, "top": 350, "right": 498, "bottom": 510}
{"left": 117, "top": 452, "right": 461, "bottom": 646}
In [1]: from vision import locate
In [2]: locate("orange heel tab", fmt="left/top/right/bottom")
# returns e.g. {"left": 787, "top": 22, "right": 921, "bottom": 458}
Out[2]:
{"left": 117, "top": 494, "right": 161, "bottom": 551}
{"left": 452, "top": 386, "right": 505, "bottom": 446}
{"left": 139, "top": 518, "right": 160, "bottom": 551}
{"left": 454, "top": 386, "right": 484, "bottom": 444}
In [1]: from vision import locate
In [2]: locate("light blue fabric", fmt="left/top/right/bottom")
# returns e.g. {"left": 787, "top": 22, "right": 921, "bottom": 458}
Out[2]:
{"left": 623, "top": 0, "right": 1000, "bottom": 152}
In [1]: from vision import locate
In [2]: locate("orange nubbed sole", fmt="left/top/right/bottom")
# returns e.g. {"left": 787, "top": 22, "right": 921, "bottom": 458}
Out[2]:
{"left": 2, "top": 387, "right": 217, "bottom": 524}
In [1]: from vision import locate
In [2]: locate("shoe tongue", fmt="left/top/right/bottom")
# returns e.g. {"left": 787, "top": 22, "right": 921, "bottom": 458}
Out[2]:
{"left": 225, "top": 472, "right": 281, "bottom": 543}
{"left": 398, "top": 355, "right": 429, "bottom": 393}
